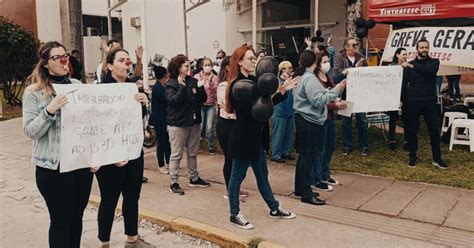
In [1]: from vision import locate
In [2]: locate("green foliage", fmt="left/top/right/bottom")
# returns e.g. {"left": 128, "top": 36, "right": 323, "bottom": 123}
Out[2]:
{"left": 0, "top": 16, "right": 39, "bottom": 106}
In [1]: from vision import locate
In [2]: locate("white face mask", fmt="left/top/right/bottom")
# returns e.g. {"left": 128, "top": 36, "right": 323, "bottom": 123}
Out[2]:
{"left": 216, "top": 59, "right": 223, "bottom": 65}
{"left": 203, "top": 65, "right": 212, "bottom": 74}
{"left": 321, "top": 62, "right": 331, "bottom": 73}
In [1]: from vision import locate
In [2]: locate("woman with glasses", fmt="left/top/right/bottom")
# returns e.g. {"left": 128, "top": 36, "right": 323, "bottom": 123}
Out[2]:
{"left": 22, "top": 41, "right": 93, "bottom": 247}
{"left": 166, "top": 54, "right": 211, "bottom": 196}
{"left": 194, "top": 57, "right": 219, "bottom": 154}
{"left": 225, "top": 45, "right": 296, "bottom": 230}
{"left": 270, "top": 61, "right": 296, "bottom": 163}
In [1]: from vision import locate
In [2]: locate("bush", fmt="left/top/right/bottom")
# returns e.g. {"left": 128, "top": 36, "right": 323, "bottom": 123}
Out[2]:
{"left": 0, "top": 16, "right": 39, "bottom": 106}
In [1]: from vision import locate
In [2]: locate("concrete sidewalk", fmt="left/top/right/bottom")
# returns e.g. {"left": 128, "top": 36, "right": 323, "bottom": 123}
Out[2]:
{"left": 2, "top": 118, "right": 473, "bottom": 247}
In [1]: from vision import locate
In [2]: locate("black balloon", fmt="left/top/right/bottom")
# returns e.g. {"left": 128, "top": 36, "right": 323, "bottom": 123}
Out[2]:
{"left": 355, "top": 17, "right": 366, "bottom": 28}
{"left": 356, "top": 27, "right": 368, "bottom": 39}
{"left": 231, "top": 79, "right": 258, "bottom": 103}
{"left": 257, "top": 73, "right": 279, "bottom": 96}
{"left": 251, "top": 95, "right": 273, "bottom": 122}
{"left": 365, "top": 18, "right": 376, "bottom": 29}
{"left": 315, "top": 29, "right": 322, "bottom": 37}
{"left": 255, "top": 56, "right": 278, "bottom": 79}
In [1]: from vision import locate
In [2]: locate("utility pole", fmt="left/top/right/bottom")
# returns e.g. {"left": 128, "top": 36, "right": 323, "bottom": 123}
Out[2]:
{"left": 60, "top": 0, "right": 85, "bottom": 83}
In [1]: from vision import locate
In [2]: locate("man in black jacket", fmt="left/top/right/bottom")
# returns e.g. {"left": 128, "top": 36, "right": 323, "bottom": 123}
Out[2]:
{"left": 401, "top": 39, "right": 447, "bottom": 169}
{"left": 166, "top": 55, "right": 210, "bottom": 195}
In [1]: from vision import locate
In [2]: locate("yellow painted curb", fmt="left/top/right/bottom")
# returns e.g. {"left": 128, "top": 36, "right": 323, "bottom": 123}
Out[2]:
{"left": 88, "top": 195, "right": 285, "bottom": 247}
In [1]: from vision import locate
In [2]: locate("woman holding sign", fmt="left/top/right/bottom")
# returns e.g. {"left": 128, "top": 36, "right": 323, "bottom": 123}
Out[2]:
{"left": 388, "top": 47, "right": 408, "bottom": 150}
{"left": 23, "top": 41, "right": 93, "bottom": 248}
{"left": 94, "top": 48, "right": 155, "bottom": 248}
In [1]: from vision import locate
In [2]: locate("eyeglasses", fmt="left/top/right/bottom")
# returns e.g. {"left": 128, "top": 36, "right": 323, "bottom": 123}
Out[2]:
{"left": 244, "top": 56, "right": 257, "bottom": 62}
{"left": 49, "top": 53, "right": 70, "bottom": 62}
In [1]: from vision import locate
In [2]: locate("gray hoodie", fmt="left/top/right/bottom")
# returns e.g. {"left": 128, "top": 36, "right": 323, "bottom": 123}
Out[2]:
{"left": 293, "top": 69, "right": 340, "bottom": 125}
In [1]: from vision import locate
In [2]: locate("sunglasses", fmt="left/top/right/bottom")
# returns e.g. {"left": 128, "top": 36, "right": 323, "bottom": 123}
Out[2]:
{"left": 350, "top": 43, "right": 359, "bottom": 48}
{"left": 216, "top": 57, "right": 223, "bottom": 60}
{"left": 49, "top": 53, "right": 70, "bottom": 62}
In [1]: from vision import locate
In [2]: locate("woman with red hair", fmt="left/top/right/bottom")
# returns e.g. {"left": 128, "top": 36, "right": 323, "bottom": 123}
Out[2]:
{"left": 225, "top": 45, "right": 296, "bottom": 230}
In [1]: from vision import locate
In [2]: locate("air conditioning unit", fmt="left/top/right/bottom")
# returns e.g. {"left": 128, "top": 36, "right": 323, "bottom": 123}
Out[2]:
{"left": 130, "top": 17, "right": 141, "bottom": 28}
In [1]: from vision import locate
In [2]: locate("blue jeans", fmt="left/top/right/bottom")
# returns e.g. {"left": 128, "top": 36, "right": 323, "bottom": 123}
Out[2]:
{"left": 271, "top": 116, "right": 294, "bottom": 160}
{"left": 294, "top": 114, "right": 323, "bottom": 198}
{"left": 228, "top": 146, "right": 279, "bottom": 217}
{"left": 201, "top": 105, "right": 216, "bottom": 151}
{"left": 342, "top": 113, "right": 368, "bottom": 150}
{"left": 312, "top": 119, "right": 328, "bottom": 185}
{"left": 435, "top": 76, "right": 443, "bottom": 97}
{"left": 321, "top": 119, "right": 336, "bottom": 181}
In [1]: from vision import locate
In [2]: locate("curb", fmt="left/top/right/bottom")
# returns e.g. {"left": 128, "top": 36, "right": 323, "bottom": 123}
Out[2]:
{"left": 88, "top": 195, "right": 285, "bottom": 248}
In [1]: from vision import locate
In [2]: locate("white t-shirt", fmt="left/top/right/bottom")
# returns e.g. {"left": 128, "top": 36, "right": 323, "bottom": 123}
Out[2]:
{"left": 94, "top": 63, "right": 103, "bottom": 84}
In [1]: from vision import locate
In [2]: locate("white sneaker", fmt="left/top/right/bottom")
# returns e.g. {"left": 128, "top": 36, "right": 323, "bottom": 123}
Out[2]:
{"left": 159, "top": 166, "right": 169, "bottom": 175}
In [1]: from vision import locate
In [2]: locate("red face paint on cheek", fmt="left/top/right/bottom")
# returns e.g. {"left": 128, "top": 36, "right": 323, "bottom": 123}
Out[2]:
{"left": 59, "top": 57, "right": 68, "bottom": 65}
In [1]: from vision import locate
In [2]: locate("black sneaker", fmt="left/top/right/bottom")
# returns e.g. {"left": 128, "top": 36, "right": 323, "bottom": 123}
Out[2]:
{"left": 269, "top": 207, "right": 296, "bottom": 219}
{"left": 432, "top": 159, "right": 448, "bottom": 169}
{"left": 271, "top": 158, "right": 286, "bottom": 163}
{"left": 312, "top": 182, "right": 334, "bottom": 192}
{"left": 342, "top": 147, "right": 351, "bottom": 156}
{"left": 230, "top": 213, "right": 254, "bottom": 230}
{"left": 189, "top": 177, "right": 211, "bottom": 187}
{"left": 408, "top": 157, "right": 417, "bottom": 168}
{"left": 325, "top": 178, "right": 340, "bottom": 186}
{"left": 389, "top": 141, "right": 397, "bottom": 150}
{"left": 361, "top": 147, "right": 369, "bottom": 156}
{"left": 282, "top": 154, "right": 295, "bottom": 161}
{"left": 169, "top": 183, "right": 185, "bottom": 195}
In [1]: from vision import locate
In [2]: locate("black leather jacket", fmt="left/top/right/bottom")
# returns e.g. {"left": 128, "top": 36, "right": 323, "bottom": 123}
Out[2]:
{"left": 165, "top": 76, "right": 207, "bottom": 127}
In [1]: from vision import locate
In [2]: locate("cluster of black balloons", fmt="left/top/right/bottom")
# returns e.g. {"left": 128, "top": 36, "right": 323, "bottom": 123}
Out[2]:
{"left": 232, "top": 56, "right": 280, "bottom": 122}
{"left": 355, "top": 18, "right": 376, "bottom": 39}
{"left": 311, "top": 30, "right": 325, "bottom": 43}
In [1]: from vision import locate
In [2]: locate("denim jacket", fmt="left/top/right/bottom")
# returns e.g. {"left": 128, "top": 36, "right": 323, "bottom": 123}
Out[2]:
{"left": 22, "top": 78, "right": 81, "bottom": 170}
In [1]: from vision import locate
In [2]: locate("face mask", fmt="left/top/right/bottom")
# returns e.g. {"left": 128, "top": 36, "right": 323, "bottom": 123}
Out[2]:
{"left": 321, "top": 62, "right": 331, "bottom": 73}
{"left": 216, "top": 59, "right": 223, "bottom": 65}
{"left": 203, "top": 66, "right": 212, "bottom": 74}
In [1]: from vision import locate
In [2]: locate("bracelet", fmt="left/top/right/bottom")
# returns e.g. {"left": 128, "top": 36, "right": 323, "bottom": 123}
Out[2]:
{"left": 46, "top": 109, "right": 55, "bottom": 116}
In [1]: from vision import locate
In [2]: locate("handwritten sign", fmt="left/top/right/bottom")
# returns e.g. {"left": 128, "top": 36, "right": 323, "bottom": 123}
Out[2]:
{"left": 346, "top": 66, "right": 403, "bottom": 113}
{"left": 53, "top": 84, "right": 144, "bottom": 173}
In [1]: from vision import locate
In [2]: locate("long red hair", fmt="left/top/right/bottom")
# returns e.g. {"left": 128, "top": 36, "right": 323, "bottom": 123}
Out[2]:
{"left": 225, "top": 45, "right": 255, "bottom": 113}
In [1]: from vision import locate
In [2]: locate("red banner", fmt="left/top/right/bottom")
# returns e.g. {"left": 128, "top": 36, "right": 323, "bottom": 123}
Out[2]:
{"left": 366, "top": 0, "right": 474, "bottom": 22}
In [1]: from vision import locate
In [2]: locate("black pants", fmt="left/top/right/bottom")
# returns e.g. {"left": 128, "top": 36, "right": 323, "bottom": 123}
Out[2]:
{"left": 96, "top": 153, "right": 144, "bottom": 242}
{"left": 216, "top": 116, "right": 235, "bottom": 189}
{"left": 155, "top": 124, "right": 171, "bottom": 167}
{"left": 36, "top": 166, "right": 93, "bottom": 248}
{"left": 294, "top": 114, "right": 322, "bottom": 198}
{"left": 404, "top": 99, "right": 442, "bottom": 161}
{"left": 387, "top": 110, "right": 398, "bottom": 142}
{"left": 447, "top": 76, "right": 461, "bottom": 100}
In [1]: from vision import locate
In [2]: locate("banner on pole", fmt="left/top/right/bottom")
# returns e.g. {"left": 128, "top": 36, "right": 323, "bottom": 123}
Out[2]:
{"left": 53, "top": 84, "right": 144, "bottom": 173}
{"left": 346, "top": 66, "right": 403, "bottom": 113}
{"left": 381, "top": 26, "right": 474, "bottom": 74}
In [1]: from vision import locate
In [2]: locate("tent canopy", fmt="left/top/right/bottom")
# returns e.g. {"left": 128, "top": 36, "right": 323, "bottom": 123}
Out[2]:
{"left": 366, "top": 0, "right": 474, "bottom": 26}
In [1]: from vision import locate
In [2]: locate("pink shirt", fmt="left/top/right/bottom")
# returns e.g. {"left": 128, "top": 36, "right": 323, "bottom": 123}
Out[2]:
{"left": 195, "top": 72, "right": 218, "bottom": 105}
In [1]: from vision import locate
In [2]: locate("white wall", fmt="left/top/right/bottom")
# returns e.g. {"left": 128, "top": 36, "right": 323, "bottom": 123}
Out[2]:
{"left": 82, "top": 0, "right": 120, "bottom": 17}
{"left": 36, "top": 0, "right": 62, "bottom": 43}
{"left": 121, "top": 0, "right": 227, "bottom": 64}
